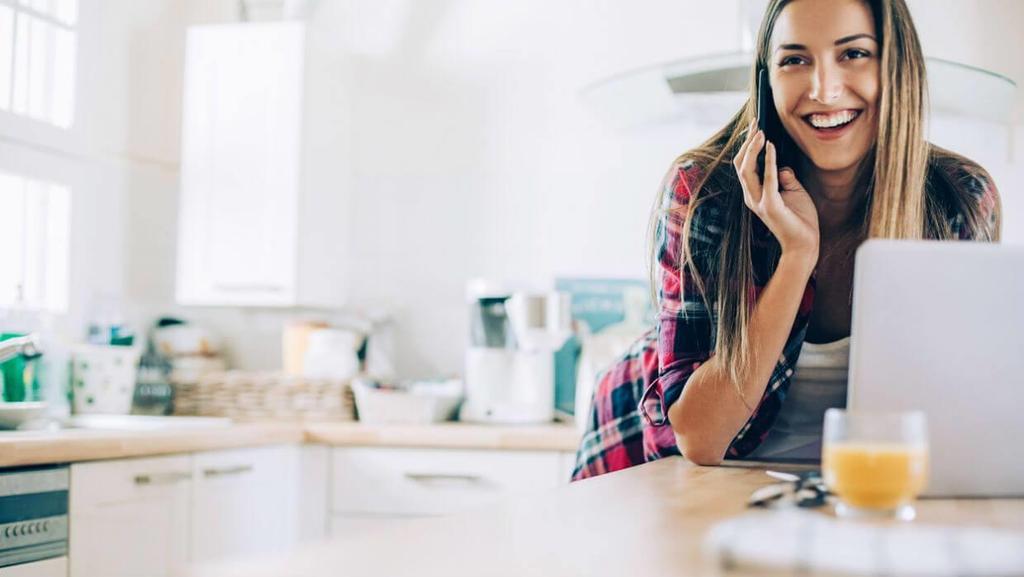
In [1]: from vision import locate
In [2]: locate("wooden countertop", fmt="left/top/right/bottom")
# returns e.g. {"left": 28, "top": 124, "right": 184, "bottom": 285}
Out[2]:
{"left": 189, "top": 457, "right": 1024, "bottom": 577}
{"left": 0, "top": 421, "right": 580, "bottom": 467}
{"left": 303, "top": 421, "right": 580, "bottom": 452}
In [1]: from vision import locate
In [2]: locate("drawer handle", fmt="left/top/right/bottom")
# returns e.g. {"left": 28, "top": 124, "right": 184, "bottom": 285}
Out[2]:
{"left": 203, "top": 465, "right": 254, "bottom": 478}
{"left": 404, "top": 473, "right": 490, "bottom": 487}
{"left": 212, "top": 284, "right": 284, "bottom": 293}
{"left": 134, "top": 472, "right": 192, "bottom": 486}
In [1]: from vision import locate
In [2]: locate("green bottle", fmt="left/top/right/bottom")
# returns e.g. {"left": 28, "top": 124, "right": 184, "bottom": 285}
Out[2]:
{"left": 0, "top": 333, "right": 39, "bottom": 402}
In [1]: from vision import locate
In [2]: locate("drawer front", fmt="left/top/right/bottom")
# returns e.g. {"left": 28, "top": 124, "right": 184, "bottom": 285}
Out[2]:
{"left": 328, "top": 513, "right": 414, "bottom": 540}
{"left": 191, "top": 445, "right": 299, "bottom": 563}
{"left": 330, "top": 448, "right": 563, "bottom": 516}
{"left": 191, "top": 444, "right": 295, "bottom": 481}
{"left": 70, "top": 455, "right": 193, "bottom": 512}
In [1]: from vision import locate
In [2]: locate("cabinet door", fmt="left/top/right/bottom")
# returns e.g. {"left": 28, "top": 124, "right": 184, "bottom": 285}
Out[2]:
{"left": 190, "top": 445, "right": 299, "bottom": 563}
{"left": 69, "top": 456, "right": 192, "bottom": 577}
{"left": 328, "top": 513, "right": 415, "bottom": 540}
{"left": 177, "top": 23, "right": 303, "bottom": 306}
{"left": 330, "top": 448, "right": 564, "bottom": 517}
{"left": 0, "top": 557, "right": 67, "bottom": 577}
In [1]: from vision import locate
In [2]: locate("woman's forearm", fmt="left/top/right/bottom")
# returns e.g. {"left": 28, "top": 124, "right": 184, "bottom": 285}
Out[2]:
{"left": 667, "top": 251, "right": 817, "bottom": 465}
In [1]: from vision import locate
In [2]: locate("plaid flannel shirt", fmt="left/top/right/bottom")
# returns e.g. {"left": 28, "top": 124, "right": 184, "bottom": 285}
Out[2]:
{"left": 571, "top": 151, "right": 1000, "bottom": 481}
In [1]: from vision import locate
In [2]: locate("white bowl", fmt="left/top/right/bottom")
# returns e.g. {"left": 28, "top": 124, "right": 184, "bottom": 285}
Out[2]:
{"left": 154, "top": 325, "right": 222, "bottom": 357}
{"left": 0, "top": 402, "right": 49, "bottom": 430}
{"left": 351, "top": 380, "right": 462, "bottom": 425}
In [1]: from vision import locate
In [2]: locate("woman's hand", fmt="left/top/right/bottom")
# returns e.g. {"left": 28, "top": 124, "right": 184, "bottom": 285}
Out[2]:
{"left": 733, "top": 119, "right": 820, "bottom": 262}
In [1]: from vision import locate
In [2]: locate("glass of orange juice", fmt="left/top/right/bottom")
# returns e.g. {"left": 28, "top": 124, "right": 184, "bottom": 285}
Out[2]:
{"left": 822, "top": 409, "right": 929, "bottom": 521}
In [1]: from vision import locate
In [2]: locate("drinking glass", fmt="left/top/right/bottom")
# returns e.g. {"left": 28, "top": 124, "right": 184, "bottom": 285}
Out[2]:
{"left": 822, "top": 409, "right": 929, "bottom": 521}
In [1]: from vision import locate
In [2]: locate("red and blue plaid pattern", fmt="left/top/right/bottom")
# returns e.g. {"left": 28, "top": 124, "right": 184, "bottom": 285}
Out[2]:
{"left": 571, "top": 152, "right": 999, "bottom": 481}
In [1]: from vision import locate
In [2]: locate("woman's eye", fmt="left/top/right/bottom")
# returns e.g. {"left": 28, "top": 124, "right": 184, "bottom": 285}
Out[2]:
{"left": 779, "top": 56, "right": 806, "bottom": 67}
{"left": 845, "top": 49, "right": 871, "bottom": 60}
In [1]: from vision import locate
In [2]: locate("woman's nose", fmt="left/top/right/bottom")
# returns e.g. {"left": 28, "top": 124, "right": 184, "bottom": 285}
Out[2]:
{"left": 809, "top": 63, "right": 843, "bottom": 104}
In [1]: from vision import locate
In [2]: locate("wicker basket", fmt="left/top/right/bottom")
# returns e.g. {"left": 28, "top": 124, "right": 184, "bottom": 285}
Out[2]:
{"left": 173, "top": 370, "right": 355, "bottom": 421}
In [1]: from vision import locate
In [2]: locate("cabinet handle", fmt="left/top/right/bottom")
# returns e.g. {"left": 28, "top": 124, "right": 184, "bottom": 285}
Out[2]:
{"left": 212, "top": 283, "right": 284, "bottom": 293}
{"left": 134, "top": 472, "right": 192, "bottom": 486}
{"left": 404, "top": 473, "right": 489, "bottom": 487}
{"left": 203, "top": 464, "right": 254, "bottom": 478}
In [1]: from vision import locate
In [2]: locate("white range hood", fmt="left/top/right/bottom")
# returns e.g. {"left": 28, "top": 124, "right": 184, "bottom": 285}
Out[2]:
{"left": 581, "top": 52, "right": 1017, "bottom": 130}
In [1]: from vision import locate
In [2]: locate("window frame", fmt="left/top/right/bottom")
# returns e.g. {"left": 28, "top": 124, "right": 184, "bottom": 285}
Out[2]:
{"left": 0, "top": 0, "right": 77, "bottom": 129}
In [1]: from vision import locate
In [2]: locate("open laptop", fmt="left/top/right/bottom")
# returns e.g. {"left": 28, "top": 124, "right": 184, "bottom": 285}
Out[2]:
{"left": 847, "top": 239, "right": 1024, "bottom": 497}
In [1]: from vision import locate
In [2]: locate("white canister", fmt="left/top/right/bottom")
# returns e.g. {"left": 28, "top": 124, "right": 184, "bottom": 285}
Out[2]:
{"left": 302, "top": 328, "right": 361, "bottom": 381}
{"left": 71, "top": 344, "right": 142, "bottom": 414}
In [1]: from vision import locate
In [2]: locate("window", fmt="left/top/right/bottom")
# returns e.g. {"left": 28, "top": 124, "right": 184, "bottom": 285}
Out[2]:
{"left": 0, "top": 169, "right": 70, "bottom": 311}
{"left": 0, "top": 0, "right": 77, "bottom": 128}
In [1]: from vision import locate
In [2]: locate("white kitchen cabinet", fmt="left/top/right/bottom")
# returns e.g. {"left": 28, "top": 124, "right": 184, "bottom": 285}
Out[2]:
{"left": 327, "top": 513, "right": 418, "bottom": 541}
{"left": 0, "top": 557, "right": 67, "bottom": 577}
{"left": 70, "top": 455, "right": 192, "bottom": 577}
{"left": 189, "top": 445, "right": 299, "bottom": 563}
{"left": 328, "top": 448, "right": 572, "bottom": 537}
{"left": 177, "top": 22, "right": 350, "bottom": 307}
{"left": 68, "top": 446, "right": 309, "bottom": 576}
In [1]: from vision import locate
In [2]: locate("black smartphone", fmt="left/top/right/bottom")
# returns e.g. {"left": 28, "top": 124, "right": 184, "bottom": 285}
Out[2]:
{"left": 756, "top": 67, "right": 771, "bottom": 180}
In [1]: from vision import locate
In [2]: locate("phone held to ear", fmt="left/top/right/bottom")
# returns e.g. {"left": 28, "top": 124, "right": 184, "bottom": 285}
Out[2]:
{"left": 756, "top": 67, "right": 771, "bottom": 180}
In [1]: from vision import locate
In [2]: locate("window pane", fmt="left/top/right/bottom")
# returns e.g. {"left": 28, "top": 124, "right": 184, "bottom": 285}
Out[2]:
{"left": 53, "top": 0, "right": 76, "bottom": 26}
{"left": 0, "top": 173, "right": 27, "bottom": 306}
{"left": 0, "top": 6, "right": 12, "bottom": 111}
{"left": 12, "top": 14, "right": 74, "bottom": 127}
{"left": 43, "top": 183, "right": 69, "bottom": 311}
{"left": 21, "top": 178, "right": 45, "bottom": 305}
{"left": 12, "top": 13, "right": 29, "bottom": 115}
{"left": 52, "top": 24, "right": 73, "bottom": 127}
{"left": 27, "top": 15, "right": 52, "bottom": 121}
{"left": 0, "top": 170, "right": 70, "bottom": 311}
{"left": 9, "top": 7, "right": 75, "bottom": 126}
{"left": 23, "top": 179, "right": 69, "bottom": 310}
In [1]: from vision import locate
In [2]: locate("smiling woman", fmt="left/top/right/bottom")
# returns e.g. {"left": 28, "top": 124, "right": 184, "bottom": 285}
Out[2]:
{"left": 571, "top": 0, "right": 1001, "bottom": 480}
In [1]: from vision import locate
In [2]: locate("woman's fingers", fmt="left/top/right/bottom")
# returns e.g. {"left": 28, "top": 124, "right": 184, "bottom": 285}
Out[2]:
{"left": 733, "top": 119, "right": 756, "bottom": 170}
{"left": 741, "top": 130, "right": 765, "bottom": 203}
{"left": 734, "top": 119, "right": 758, "bottom": 207}
{"left": 762, "top": 140, "right": 779, "bottom": 208}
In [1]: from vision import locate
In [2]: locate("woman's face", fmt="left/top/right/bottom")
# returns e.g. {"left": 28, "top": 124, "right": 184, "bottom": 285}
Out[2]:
{"left": 769, "top": 0, "right": 880, "bottom": 174}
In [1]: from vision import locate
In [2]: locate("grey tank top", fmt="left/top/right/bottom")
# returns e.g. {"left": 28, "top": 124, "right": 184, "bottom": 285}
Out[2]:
{"left": 745, "top": 336, "right": 850, "bottom": 461}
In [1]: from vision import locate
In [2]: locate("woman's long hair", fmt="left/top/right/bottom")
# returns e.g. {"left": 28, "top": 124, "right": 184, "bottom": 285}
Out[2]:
{"left": 648, "top": 0, "right": 1001, "bottom": 396}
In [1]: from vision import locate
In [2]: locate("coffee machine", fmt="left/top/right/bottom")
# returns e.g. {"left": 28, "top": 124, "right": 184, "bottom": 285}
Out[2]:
{"left": 460, "top": 281, "right": 571, "bottom": 424}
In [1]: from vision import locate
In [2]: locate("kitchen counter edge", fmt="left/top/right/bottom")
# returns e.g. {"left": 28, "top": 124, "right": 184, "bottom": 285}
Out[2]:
{"left": 0, "top": 421, "right": 582, "bottom": 467}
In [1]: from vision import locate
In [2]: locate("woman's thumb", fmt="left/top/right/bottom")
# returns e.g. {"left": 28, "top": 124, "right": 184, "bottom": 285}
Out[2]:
{"left": 778, "top": 167, "right": 800, "bottom": 190}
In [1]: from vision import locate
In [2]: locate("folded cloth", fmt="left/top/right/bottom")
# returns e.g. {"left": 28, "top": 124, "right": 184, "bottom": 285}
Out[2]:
{"left": 703, "top": 510, "right": 1024, "bottom": 577}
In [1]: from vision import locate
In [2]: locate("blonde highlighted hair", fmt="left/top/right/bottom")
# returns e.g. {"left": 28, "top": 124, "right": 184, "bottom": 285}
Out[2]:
{"left": 649, "top": 0, "right": 1001, "bottom": 393}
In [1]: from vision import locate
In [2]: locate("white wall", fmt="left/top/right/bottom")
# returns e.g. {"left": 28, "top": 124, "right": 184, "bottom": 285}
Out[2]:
{"left": 130, "top": 0, "right": 745, "bottom": 376}
{"left": 15, "top": 1, "right": 1019, "bottom": 382}
{"left": 910, "top": 0, "right": 1024, "bottom": 244}
{"left": 177, "top": 0, "right": 1020, "bottom": 378}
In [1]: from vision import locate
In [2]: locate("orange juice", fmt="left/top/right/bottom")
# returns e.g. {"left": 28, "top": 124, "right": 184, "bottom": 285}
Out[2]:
{"left": 822, "top": 442, "right": 928, "bottom": 510}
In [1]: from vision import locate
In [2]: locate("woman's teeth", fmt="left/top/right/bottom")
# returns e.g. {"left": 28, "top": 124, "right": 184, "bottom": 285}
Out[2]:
{"left": 807, "top": 110, "right": 859, "bottom": 129}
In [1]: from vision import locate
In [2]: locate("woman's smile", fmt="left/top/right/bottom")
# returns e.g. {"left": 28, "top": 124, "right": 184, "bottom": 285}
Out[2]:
{"left": 801, "top": 108, "right": 864, "bottom": 141}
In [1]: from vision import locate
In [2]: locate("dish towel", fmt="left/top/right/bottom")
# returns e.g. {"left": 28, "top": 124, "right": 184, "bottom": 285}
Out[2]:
{"left": 703, "top": 510, "right": 1024, "bottom": 577}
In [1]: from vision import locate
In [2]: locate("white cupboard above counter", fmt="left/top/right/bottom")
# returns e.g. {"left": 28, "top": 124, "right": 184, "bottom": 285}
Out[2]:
{"left": 176, "top": 22, "right": 351, "bottom": 307}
